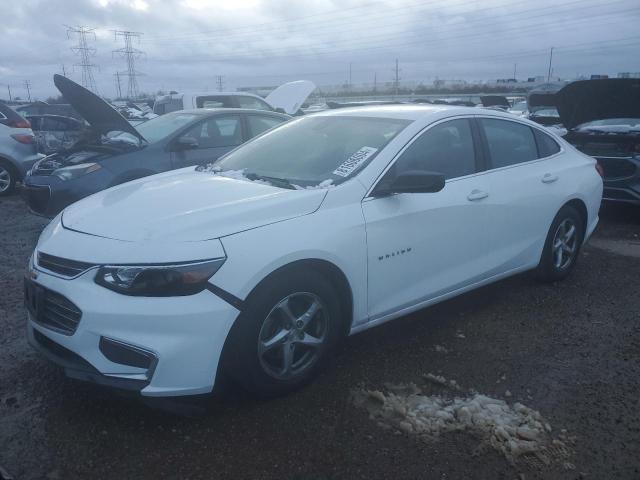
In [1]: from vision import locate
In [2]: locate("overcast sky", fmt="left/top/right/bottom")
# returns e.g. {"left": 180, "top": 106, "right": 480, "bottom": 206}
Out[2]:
{"left": 1, "top": 0, "right": 639, "bottom": 99}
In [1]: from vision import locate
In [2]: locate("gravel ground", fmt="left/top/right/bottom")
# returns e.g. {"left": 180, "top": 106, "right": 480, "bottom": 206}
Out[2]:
{"left": 1, "top": 196, "right": 639, "bottom": 480}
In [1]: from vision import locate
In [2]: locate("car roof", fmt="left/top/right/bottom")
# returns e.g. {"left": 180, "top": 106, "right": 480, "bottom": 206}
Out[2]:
{"left": 311, "top": 104, "right": 520, "bottom": 122}
{"left": 172, "top": 108, "right": 289, "bottom": 118}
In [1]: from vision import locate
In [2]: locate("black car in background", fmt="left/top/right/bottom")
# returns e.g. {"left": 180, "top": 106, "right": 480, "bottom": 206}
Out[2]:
{"left": 527, "top": 88, "right": 562, "bottom": 127}
{"left": 558, "top": 78, "right": 640, "bottom": 205}
{"left": 23, "top": 75, "right": 290, "bottom": 216}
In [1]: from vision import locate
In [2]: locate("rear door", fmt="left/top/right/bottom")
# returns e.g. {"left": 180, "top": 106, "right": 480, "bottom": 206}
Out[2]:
{"left": 170, "top": 114, "right": 244, "bottom": 168}
{"left": 363, "top": 117, "right": 496, "bottom": 320}
{"left": 476, "top": 116, "right": 566, "bottom": 273}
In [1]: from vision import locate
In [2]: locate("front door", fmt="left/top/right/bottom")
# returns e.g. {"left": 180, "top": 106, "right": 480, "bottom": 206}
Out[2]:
{"left": 362, "top": 118, "right": 494, "bottom": 321}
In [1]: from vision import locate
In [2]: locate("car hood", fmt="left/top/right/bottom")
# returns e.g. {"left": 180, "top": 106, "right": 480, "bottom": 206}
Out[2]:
{"left": 480, "top": 95, "right": 510, "bottom": 108}
{"left": 556, "top": 79, "right": 640, "bottom": 130}
{"left": 54, "top": 74, "right": 145, "bottom": 142}
{"left": 61, "top": 169, "right": 327, "bottom": 242}
{"left": 265, "top": 80, "right": 316, "bottom": 115}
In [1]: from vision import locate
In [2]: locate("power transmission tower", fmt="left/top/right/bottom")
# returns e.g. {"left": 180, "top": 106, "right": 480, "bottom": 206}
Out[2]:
{"left": 393, "top": 59, "right": 401, "bottom": 96}
{"left": 24, "top": 80, "right": 32, "bottom": 101}
{"left": 216, "top": 75, "right": 224, "bottom": 92}
{"left": 373, "top": 72, "right": 377, "bottom": 94}
{"left": 113, "top": 30, "right": 144, "bottom": 99}
{"left": 547, "top": 47, "right": 554, "bottom": 83}
{"left": 66, "top": 26, "right": 99, "bottom": 93}
{"left": 114, "top": 72, "right": 123, "bottom": 99}
{"left": 6, "top": 85, "right": 12, "bottom": 102}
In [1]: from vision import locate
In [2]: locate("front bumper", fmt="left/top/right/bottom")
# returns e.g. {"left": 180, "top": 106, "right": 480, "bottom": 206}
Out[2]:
{"left": 22, "top": 168, "right": 111, "bottom": 217}
{"left": 26, "top": 266, "right": 240, "bottom": 397}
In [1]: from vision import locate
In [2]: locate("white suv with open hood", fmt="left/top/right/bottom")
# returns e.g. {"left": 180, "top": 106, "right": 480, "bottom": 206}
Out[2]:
{"left": 26, "top": 105, "right": 602, "bottom": 398}
{"left": 153, "top": 81, "right": 315, "bottom": 116}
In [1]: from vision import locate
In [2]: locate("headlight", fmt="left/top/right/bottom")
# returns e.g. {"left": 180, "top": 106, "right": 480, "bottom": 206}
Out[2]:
{"left": 95, "top": 258, "right": 226, "bottom": 296}
{"left": 52, "top": 162, "right": 101, "bottom": 181}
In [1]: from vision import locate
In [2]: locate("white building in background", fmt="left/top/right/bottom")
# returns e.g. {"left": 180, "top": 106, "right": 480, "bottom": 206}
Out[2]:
{"left": 618, "top": 72, "right": 640, "bottom": 79}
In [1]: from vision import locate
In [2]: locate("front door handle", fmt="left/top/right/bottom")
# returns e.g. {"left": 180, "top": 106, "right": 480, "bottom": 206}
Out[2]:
{"left": 541, "top": 173, "right": 558, "bottom": 184}
{"left": 467, "top": 189, "right": 489, "bottom": 201}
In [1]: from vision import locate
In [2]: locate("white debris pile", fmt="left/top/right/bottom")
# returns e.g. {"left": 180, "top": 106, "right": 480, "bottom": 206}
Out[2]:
{"left": 354, "top": 379, "right": 565, "bottom": 465}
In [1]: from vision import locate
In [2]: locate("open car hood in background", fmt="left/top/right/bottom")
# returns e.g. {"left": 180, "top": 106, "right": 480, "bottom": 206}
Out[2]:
{"left": 527, "top": 92, "right": 558, "bottom": 112}
{"left": 265, "top": 80, "right": 316, "bottom": 115}
{"left": 53, "top": 74, "right": 146, "bottom": 142}
{"left": 480, "top": 95, "right": 510, "bottom": 108}
{"left": 555, "top": 79, "right": 640, "bottom": 130}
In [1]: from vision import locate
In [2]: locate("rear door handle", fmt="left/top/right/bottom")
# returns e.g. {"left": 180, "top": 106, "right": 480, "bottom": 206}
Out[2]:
{"left": 541, "top": 173, "right": 558, "bottom": 184}
{"left": 467, "top": 189, "right": 489, "bottom": 201}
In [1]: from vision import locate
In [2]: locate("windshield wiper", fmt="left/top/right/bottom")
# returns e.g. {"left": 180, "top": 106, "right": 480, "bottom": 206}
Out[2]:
{"left": 245, "top": 173, "right": 296, "bottom": 190}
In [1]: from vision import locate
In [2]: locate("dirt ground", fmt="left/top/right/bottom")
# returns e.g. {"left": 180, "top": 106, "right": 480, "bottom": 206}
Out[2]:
{"left": 1, "top": 195, "right": 639, "bottom": 480}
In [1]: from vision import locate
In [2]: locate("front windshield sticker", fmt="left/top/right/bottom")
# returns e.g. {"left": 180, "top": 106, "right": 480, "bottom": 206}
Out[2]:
{"left": 332, "top": 146, "right": 378, "bottom": 177}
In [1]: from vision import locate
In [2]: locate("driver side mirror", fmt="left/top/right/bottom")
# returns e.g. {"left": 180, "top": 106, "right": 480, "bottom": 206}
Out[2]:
{"left": 373, "top": 170, "right": 446, "bottom": 196}
{"left": 174, "top": 136, "right": 199, "bottom": 151}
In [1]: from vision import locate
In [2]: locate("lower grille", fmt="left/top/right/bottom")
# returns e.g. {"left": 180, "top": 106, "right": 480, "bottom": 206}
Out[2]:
{"left": 24, "top": 185, "right": 51, "bottom": 215}
{"left": 37, "top": 252, "right": 95, "bottom": 278}
{"left": 598, "top": 157, "right": 637, "bottom": 180}
{"left": 25, "top": 280, "right": 82, "bottom": 335}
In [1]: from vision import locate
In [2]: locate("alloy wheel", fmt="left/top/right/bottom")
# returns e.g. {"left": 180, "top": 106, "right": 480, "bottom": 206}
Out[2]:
{"left": 0, "top": 167, "right": 10, "bottom": 193}
{"left": 258, "top": 292, "right": 328, "bottom": 380}
{"left": 552, "top": 218, "right": 578, "bottom": 270}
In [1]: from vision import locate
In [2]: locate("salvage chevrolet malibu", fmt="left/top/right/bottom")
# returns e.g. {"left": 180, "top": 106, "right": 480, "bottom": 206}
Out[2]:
{"left": 26, "top": 105, "right": 603, "bottom": 398}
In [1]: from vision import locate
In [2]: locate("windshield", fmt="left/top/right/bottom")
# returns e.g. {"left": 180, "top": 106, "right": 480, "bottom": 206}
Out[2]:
{"left": 576, "top": 118, "right": 640, "bottom": 129}
{"left": 132, "top": 112, "right": 200, "bottom": 143}
{"left": 209, "top": 116, "right": 410, "bottom": 188}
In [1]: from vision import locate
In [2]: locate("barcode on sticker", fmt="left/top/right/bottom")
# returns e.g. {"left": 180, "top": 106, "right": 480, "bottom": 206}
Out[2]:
{"left": 333, "top": 147, "right": 378, "bottom": 177}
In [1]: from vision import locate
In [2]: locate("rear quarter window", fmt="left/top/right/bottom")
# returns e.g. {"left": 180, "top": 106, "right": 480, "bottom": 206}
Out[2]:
{"left": 533, "top": 129, "right": 561, "bottom": 157}
{"left": 481, "top": 118, "right": 538, "bottom": 168}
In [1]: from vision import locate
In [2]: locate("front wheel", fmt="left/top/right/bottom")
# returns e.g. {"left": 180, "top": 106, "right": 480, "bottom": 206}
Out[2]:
{"left": 222, "top": 269, "right": 342, "bottom": 397}
{"left": 534, "top": 205, "right": 584, "bottom": 282}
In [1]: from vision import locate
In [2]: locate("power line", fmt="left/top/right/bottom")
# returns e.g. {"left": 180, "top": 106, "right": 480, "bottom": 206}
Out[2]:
{"left": 66, "top": 26, "right": 99, "bottom": 93}
{"left": 148, "top": 0, "right": 634, "bottom": 45}
{"left": 113, "top": 30, "right": 144, "bottom": 99}
{"left": 144, "top": 6, "right": 640, "bottom": 66}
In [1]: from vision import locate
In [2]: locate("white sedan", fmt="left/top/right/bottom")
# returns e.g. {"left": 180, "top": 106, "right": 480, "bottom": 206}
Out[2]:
{"left": 25, "top": 105, "right": 603, "bottom": 398}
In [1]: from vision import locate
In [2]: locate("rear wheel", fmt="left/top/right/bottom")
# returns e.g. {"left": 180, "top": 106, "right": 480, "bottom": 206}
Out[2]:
{"left": 535, "top": 205, "right": 584, "bottom": 282}
{"left": 0, "top": 160, "right": 17, "bottom": 196}
{"left": 223, "top": 269, "right": 342, "bottom": 397}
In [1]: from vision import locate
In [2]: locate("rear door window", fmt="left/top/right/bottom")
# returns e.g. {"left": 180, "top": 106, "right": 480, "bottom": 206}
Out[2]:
{"left": 480, "top": 118, "right": 538, "bottom": 168}
{"left": 393, "top": 118, "right": 477, "bottom": 180}
{"left": 533, "top": 129, "right": 561, "bottom": 157}
{"left": 183, "top": 115, "right": 243, "bottom": 148}
{"left": 247, "top": 115, "right": 286, "bottom": 138}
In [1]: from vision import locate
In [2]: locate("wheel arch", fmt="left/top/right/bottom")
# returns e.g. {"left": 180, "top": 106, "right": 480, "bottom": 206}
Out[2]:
{"left": 246, "top": 258, "right": 354, "bottom": 337}
{"left": 563, "top": 197, "right": 589, "bottom": 240}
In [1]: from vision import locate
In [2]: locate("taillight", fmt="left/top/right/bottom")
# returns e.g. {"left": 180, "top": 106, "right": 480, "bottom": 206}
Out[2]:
{"left": 595, "top": 163, "right": 604, "bottom": 178}
{"left": 10, "top": 133, "right": 35, "bottom": 144}
{"left": 9, "top": 119, "right": 31, "bottom": 129}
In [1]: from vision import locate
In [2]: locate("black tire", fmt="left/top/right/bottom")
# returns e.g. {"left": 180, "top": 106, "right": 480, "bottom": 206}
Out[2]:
{"left": 534, "top": 205, "right": 584, "bottom": 283}
{"left": 0, "top": 159, "right": 17, "bottom": 197}
{"left": 222, "top": 268, "right": 343, "bottom": 397}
